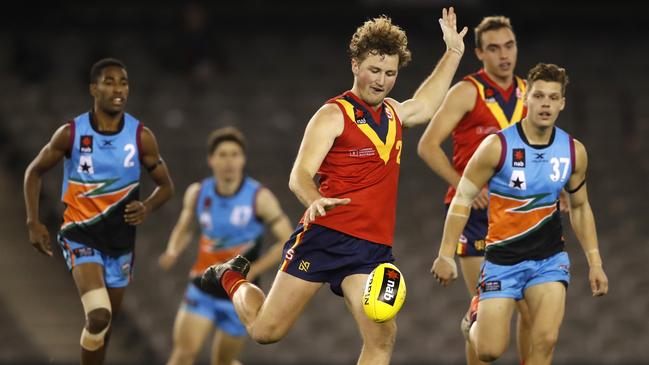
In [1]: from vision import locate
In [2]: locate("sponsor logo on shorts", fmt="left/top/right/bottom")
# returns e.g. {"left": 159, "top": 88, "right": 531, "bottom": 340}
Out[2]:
{"left": 298, "top": 260, "right": 310, "bottom": 272}
{"left": 285, "top": 248, "right": 295, "bottom": 261}
{"left": 121, "top": 262, "right": 131, "bottom": 277}
{"left": 474, "top": 239, "right": 486, "bottom": 251}
{"left": 483, "top": 280, "right": 501, "bottom": 292}
{"left": 378, "top": 269, "right": 400, "bottom": 306}
{"left": 559, "top": 264, "right": 570, "bottom": 274}
{"left": 73, "top": 247, "right": 94, "bottom": 258}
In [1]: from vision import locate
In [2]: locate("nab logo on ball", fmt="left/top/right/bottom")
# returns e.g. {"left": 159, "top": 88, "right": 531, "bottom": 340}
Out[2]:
{"left": 362, "top": 263, "right": 406, "bottom": 323}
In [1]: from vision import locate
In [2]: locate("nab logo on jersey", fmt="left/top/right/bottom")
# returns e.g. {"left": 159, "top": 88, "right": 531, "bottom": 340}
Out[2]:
{"left": 512, "top": 148, "right": 525, "bottom": 168}
{"left": 354, "top": 109, "right": 367, "bottom": 125}
{"left": 80, "top": 135, "right": 93, "bottom": 153}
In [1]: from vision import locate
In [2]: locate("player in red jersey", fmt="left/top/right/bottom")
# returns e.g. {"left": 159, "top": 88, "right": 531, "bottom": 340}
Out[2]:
{"left": 201, "top": 8, "right": 467, "bottom": 365}
{"left": 418, "top": 16, "right": 532, "bottom": 365}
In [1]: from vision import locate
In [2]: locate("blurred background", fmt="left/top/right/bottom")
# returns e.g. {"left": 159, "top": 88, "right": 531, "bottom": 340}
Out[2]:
{"left": 0, "top": 0, "right": 647, "bottom": 364}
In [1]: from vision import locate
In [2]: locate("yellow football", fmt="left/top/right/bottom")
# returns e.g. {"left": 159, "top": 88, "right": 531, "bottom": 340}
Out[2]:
{"left": 362, "top": 263, "right": 406, "bottom": 323}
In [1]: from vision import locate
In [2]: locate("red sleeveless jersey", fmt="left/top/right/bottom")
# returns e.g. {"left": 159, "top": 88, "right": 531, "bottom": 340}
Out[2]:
{"left": 308, "top": 91, "right": 403, "bottom": 246}
{"left": 444, "top": 69, "right": 527, "bottom": 203}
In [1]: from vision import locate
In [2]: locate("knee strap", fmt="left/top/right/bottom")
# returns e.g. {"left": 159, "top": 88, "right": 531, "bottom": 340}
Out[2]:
{"left": 80, "top": 288, "right": 112, "bottom": 351}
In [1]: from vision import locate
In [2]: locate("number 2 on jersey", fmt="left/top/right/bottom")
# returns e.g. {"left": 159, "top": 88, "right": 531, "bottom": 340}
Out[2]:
{"left": 124, "top": 144, "right": 136, "bottom": 167}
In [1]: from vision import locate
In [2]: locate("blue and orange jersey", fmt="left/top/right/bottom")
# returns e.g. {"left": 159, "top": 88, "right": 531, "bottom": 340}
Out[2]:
{"left": 190, "top": 177, "right": 265, "bottom": 278}
{"left": 485, "top": 123, "right": 575, "bottom": 264}
{"left": 310, "top": 91, "right": 402, "bottom": 246}
{"left": 445, "top": 69, "right": 527, "bottom": 204}
{"left": 60, "top": 112, "right": 142, "bottom": 256}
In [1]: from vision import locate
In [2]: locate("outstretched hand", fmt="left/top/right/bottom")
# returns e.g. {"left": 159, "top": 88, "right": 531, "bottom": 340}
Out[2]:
{"left": 439, "top": 7, "right": 468, "bottom": 56}
{"left": 303, "top": 197, "right": 351, "bottom": 226}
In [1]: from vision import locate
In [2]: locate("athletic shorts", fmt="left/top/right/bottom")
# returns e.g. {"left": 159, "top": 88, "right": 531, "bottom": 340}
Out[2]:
{"left": 58, "top": 236, "right": 134, "bottom": 288}
{"left": 279, "top": 224, "right": 394, "bottom": 297}
{"left": 180, "top": 282, "right": 246, "bottom": 337}
{"left": 478, "top": 251, "right": 570, "bottom": 301}
{"left": 445, "top": 204, "right": 488, "bottom": 257}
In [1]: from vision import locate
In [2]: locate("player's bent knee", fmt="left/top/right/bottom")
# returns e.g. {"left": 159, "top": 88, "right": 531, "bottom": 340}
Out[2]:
{"left": 477, "top": 342, "right": 506, "bottom": 362}
{"left": 250, "top": 324, "right": 286, "bottom": 344}
{"left": 363, "top": 321, "right": 397, "bottom": 351}
{"left": 478, "top": 352, "right": 500, "bottom": 362}
{"left": 170, "top": 347, "right": 199, "bottom": 364}
{"left": 532, "top": 331, "right": 559, "bottom": 353}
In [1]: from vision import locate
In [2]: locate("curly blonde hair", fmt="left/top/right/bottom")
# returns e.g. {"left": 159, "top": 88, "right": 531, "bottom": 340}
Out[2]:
{"left": 349, "top": 15, "right": 411, "bottom": 69}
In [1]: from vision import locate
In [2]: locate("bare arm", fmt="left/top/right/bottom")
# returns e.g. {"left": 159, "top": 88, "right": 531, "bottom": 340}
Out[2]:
{"left": 417, "top": 81, "right": 475, "bottom": 188}
{"left": 417, "top": 81, "right": 489, "bottom": 209}
{"left": 158, "top": 183, "right": 200, "bottom": 270}
{"left": 391, "top": 7, "right": 468, "bottom": 128}
{"left": 24, "top": 124, "right": 71, "bottom": 256}
{"left": 432, "top": 134, "right": 501, "bottom": 285}
{"left": 288, "top": 104, "right": 350, "bottom": 225}
{"left": 246, "top": 188, "right": 293, "bottom": 280}
{"left": 124, "top": 127, "right": 174, "bottom": 225}
{"left": 567, "top": 140, "right": 608, "bottom": 296}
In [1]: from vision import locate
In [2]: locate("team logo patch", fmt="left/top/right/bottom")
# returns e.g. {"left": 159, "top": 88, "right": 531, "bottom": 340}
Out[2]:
{"left": 483, "top": 280, "right": 501, "bottom": 292}
{"left": 80, "top": 135, "right": 93, "bottom": 153}
{"left": 516, "top": 87, "right": 524, "bottom": 99}
{"left": 298, "top": 260, "right": 310, "bottom": 272}
{"left": 78, "top": 155, "right": 94, "bottom": 174}
{"left": 512, "top": 148, "right": 525, "bottom": 167}
{"left": 533, "top": 152, "right": 547, "bottom": 163}
{"left": 354, "top": 109, "right": 367, "bottom": 124}
{"left": 385, "top": 106, "right": 393, "bottom": 120}
{"left": 509, "top": 170, "right": 527, "bottom": 190}
{"left": 72, "top": 247, "right": 94, "bottom": 258}
{"left": 99, "top": 138, "right": 116, "bottom": 150}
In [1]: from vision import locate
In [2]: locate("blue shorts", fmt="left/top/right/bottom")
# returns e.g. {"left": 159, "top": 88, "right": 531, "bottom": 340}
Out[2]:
{"left": 181, "top": 282, "right": 246, "bottom": 337}
{"left": 478, "top": 251, "right": 570, "bottom": 301}
{"left": 445, "top": 204, "right": 487, "bottom": 257}
{"left": 58, "top": 236, "right": 134, "bottom": 288}
{"left": 280, "top": 224, "right": 394, "bottom": 297}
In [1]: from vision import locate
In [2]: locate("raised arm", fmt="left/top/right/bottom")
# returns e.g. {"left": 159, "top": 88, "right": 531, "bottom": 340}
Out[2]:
{"left": 246, "top": 187, "right": 293, "bottom": 280}
{"left": 431, "top": 134, "right": 502, "bottom": 285}
{"left": 288, "top": 104, "right": 350, "bottom": 225}
{"left": 391, "top": 7, "right": 468, "bottom": 127}
{"left": 158, "top": 183, "right": 200, "bottom": 270}
{"left": 24, "top": 124, "right": 72, "bottom": 256}
{"left": 566, "top": 140, "right": 608, "bottom": 296}
{"left": 124, "top": 127, "right": 174, "bottom": 225}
